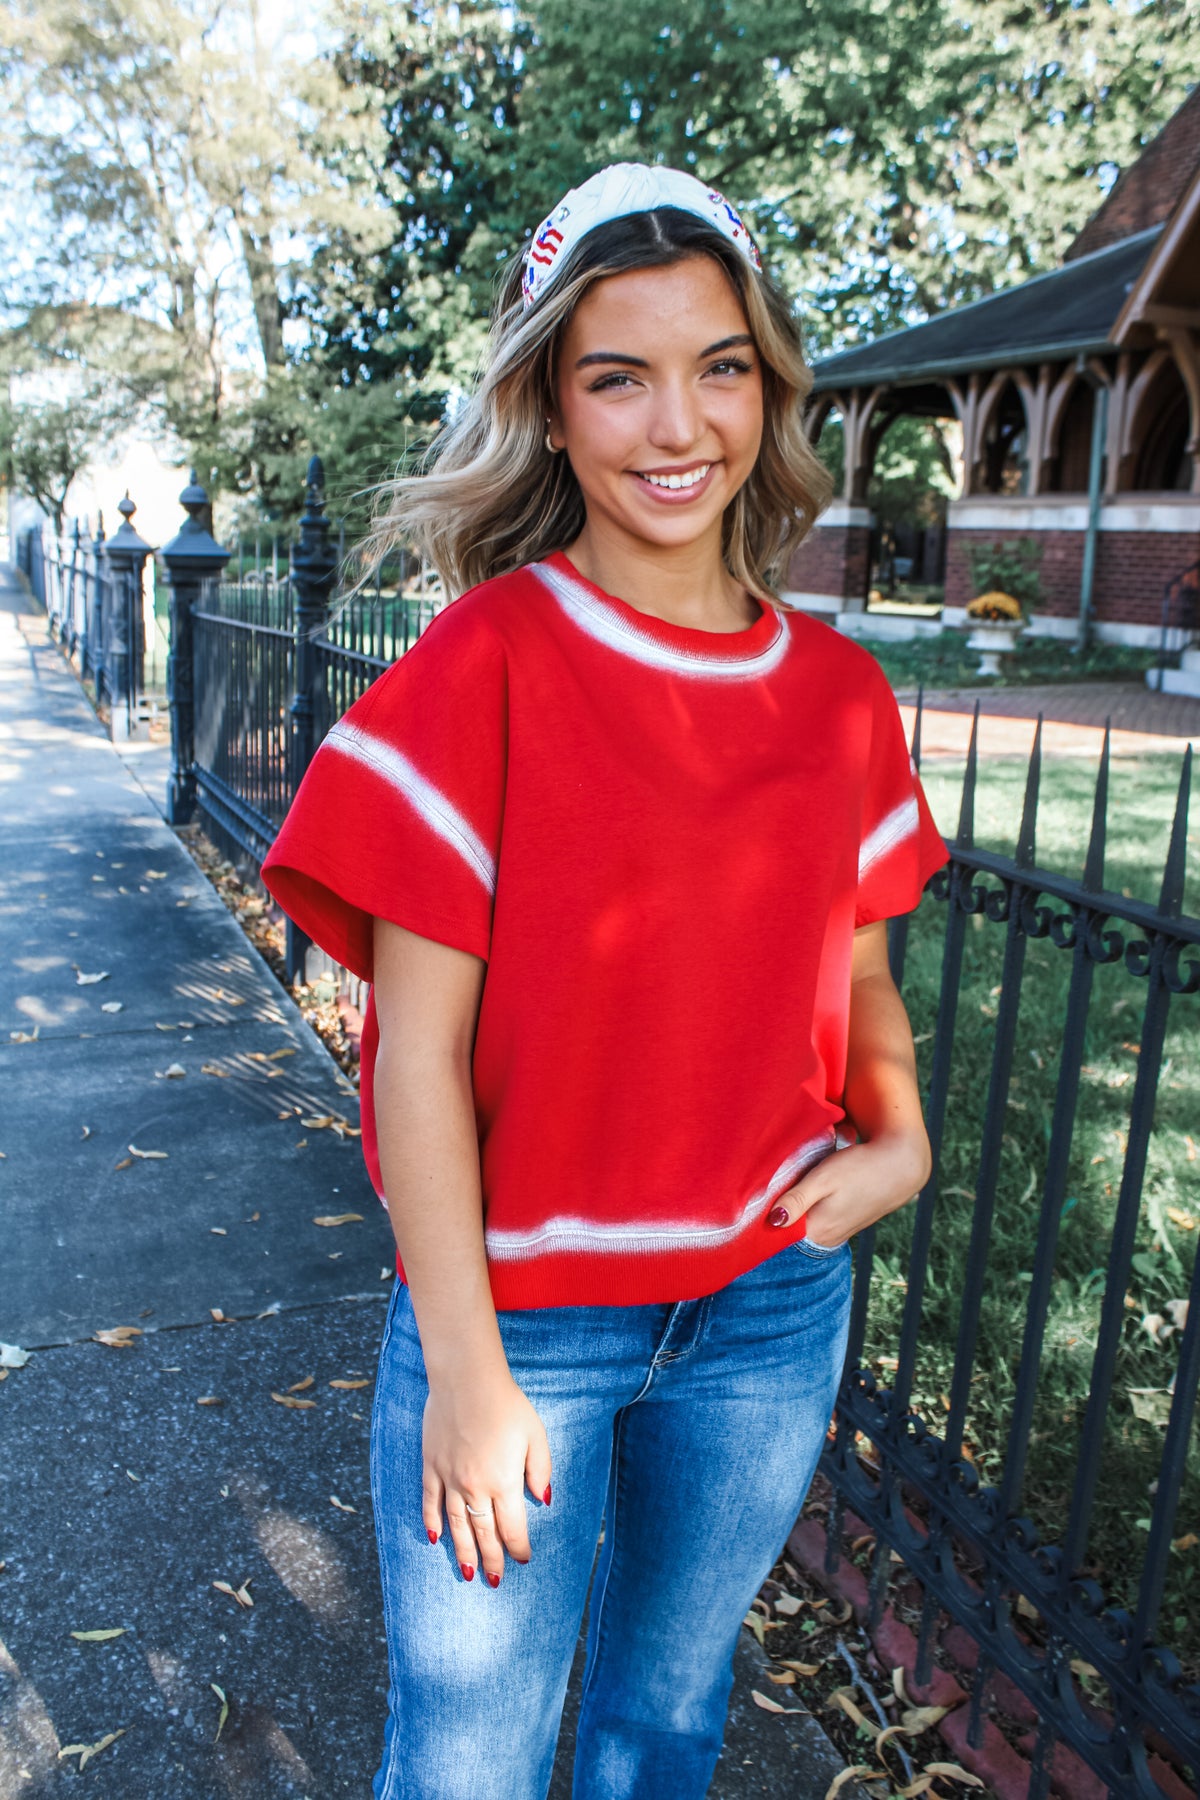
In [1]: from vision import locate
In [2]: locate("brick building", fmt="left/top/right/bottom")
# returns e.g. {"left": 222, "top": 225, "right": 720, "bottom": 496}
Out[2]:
{"left": 788, "top": 86, "right": 1200, "bottom": 649}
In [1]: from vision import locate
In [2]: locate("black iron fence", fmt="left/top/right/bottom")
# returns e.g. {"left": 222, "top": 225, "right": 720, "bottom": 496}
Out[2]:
{"left": 163, "top": 459, "right": 440, "bottom": 980}
{"left": 160, "top": 459, "right": 1197, "bottom": 1798}
{"left": 18, "top": 503, "right": 155, "bottom": 737}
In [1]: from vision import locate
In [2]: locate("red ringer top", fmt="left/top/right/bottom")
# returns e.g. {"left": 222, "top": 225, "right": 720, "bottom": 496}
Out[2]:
{"left": 261, "top": 551, "right": 949, "bottom": 1308}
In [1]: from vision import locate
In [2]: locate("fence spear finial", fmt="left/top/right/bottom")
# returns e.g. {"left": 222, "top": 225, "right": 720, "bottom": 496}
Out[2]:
{"left": 956, "top": 700, "right": 980, "bottom": 850}
{"left": 1015, "top": 716, "right": 1042, "bottom": 869}
{"left": 1158, "top": 746, "right": 1192, "bottom": 920}
{"left": 910, "top": 681, "right": 924, "bottom": 770}
{"left": 1082, "top": 724, "right": 1111, "bottom": 892}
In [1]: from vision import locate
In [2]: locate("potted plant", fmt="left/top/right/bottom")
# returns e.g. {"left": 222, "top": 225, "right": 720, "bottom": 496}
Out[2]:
{"left": 964, "top": 540, "right": 1042, "bottom": 677}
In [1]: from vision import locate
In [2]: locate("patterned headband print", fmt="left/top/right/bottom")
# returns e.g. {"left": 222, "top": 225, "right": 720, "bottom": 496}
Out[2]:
{"left": 521, "top": 162, "right": 763, "bottom": 310}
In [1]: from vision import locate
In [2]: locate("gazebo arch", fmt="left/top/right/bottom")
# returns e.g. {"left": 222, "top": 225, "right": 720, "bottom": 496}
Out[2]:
{"left": 971, "top": 372, "right": 1035, "bottom": 494}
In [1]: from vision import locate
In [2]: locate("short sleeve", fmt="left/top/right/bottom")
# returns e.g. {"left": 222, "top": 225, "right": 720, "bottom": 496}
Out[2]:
{"left": 855, "top": 673, "right": 948, "bottom": 928}
{"left": 260, "top": 596, "right": 507, "bottom": 980}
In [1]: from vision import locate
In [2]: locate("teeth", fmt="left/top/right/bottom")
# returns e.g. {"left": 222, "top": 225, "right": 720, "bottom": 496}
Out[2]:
{"left": 641, "top": 465, "right": 710, "bottom": 490}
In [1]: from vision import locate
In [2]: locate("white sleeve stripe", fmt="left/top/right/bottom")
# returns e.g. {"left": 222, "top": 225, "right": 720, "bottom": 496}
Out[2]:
{"left": 859, "top": 794, "right": 919, "bottom": 881}
{"left": 323, "top": 719, "right": 497, "bottom": 895}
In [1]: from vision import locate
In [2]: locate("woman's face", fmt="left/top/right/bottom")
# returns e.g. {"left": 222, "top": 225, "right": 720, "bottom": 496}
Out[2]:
{"left": 548, "top": 255, "right": 764, "bottom": 557}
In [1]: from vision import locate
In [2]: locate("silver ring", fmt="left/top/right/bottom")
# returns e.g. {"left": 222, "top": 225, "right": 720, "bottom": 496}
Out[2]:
{"left": 464, "top": 1500, "right": 494, "bottom": 1517}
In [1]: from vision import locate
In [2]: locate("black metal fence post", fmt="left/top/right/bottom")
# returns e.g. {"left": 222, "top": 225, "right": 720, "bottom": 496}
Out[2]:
{"left": 103, "top": 493, "right": 155, "bottom": 740}
{"left": 284, "top": 454, "right": 340, "bottom": 984}
{"left": 161, "top": 475, "right": 230, "bottom": 826}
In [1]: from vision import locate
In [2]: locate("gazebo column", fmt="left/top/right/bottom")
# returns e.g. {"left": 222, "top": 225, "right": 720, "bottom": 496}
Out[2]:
{"left": 1161, "top": 327, "right": 1200, "bottom": 493}
{"left": 785, "top": 385, "right": 876, "bottom": 615}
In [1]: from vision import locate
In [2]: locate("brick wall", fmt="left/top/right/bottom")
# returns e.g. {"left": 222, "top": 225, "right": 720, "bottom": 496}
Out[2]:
{"left": 1066, "top": 86, "right": 1200, "bottom": 261}
{"left": 785, "top": 524, "right": 872, "bottom": 602}
{"left": 946, "top": 527, "right": 1200, "bottom": 626}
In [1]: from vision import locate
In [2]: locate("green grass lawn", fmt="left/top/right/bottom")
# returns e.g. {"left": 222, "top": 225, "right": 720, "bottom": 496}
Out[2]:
{"left": 869, "top": 747, "right": 1200, "bottom": 1672}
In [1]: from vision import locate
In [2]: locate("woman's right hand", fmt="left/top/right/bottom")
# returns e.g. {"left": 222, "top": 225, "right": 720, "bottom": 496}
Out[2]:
{"left": 422, "top": 1365, "right": 553, "bottom": 1586}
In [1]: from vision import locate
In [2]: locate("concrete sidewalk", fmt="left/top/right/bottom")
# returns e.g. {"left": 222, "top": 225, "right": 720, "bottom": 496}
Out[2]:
{"left": 0, "top": 569, "right": 854, "bottom": 1799}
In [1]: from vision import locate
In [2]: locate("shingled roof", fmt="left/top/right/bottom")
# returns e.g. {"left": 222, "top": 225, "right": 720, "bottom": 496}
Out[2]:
{"left": 811, "top": 227, "right": 1161, "bottom": 392}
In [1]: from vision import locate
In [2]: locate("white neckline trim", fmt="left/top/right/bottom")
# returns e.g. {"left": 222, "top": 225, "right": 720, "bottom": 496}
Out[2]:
{"left": 482, "top": 1130, "right": 835, "bottom": 1260}
{"left": 531, "top": 559, "right": 789, "bottom": 680}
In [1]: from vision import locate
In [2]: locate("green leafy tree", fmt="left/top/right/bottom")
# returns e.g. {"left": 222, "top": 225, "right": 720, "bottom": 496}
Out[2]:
{"left": 0, "top": 0, "right": 390, "bottom": 440}
{"left": 0, "top": 385, "right": 135, "bottom": 534}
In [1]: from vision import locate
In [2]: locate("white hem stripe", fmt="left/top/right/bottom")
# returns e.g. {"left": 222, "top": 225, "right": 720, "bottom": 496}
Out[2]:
{"left": 859, "top": 795, "right": 919, "bottom": 880}
{"left": 532, "top": 560, "right": 789, "bottom": 680}
{"left": 324, "top": 719, "right": 497, "bottom": 893}
{"left": 483, "top": 1130, "right": 836, "bottom": 1261}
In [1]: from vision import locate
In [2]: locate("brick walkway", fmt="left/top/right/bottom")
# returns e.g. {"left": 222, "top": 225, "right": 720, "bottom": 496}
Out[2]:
{"left": 892, "top": 681, "right": 1200, "bottom": 761}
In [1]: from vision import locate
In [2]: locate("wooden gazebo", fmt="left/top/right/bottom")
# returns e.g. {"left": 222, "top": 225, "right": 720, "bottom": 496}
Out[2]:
{"left": 788, "top": 85, "right": 1200, "bottom": 647}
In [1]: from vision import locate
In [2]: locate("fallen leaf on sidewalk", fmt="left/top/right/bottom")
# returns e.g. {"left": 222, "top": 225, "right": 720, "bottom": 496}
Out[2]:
{"left": 0, "top": 1345, "right": 30, "bottom": 1369}
{"left": 113, "top": 1157, "right": 133, "bottom": 1171}
{"left": 101, "top": 1001, "right": 123, "bottom": 1013}
{"left": 196, "top": 1396, "right": 224, "bottom": 1406}
{"left": 897, "top": 1704, "right": 952, "bottom": 1734}
{"left": 778, "top": 1659, "right": 822, "bottom": 1676}
{"left": 313, "top": 1213, "right": 363, "bottom": 1228}
{"left": 301, "top": 1114, "right": 362, "bottom": 1138}
{"left": 742, "top": 1612, "right": 765, "bottom": 1645}
{"left": 81, "top": 1125, "right": 92, "bottom": 1138}
{"left": 74, "top": 969, "right": 110, "bottom": 985}
{"left": 146, "top": 870, "right": 168, "bottom": 880}
{"left": 201, "top": 1063, "right": 229, "bottom": 1077}
{"left": 823, "top": 1772, "right": 881, "bottom": 1800}
{"left": 287, "top": 1376, "right": 314, "bottom": 1392}
{"left": 212, "top": 1580, "right": 253, "bottom": 1608}
{"left": 330, "top": 1379, "right": 369, "bottom": 1390}
{"left": 129, "top": 1145, "right": 168, "bottom": 1160}
{"left": 330, "top": 1495, "right": 357, "bottom": 1513}
{"left": 751, "top": 1690, "right": 805, "bottom": 1715}
{"left": 766, "top": 1671, "right": 795, "bottom": 1685}
{"left": 267, "top": 1047, "right": 295, "bottom": 1060}
{"left": 210, "top": 1227, "right": 227, "bottom": 1236}
{"left": 829, "top": 1688, "right": 869, "bottom": 1730}
{"left": 94, "top": 1327, "right": 141, "bottom": 1349}
{"left": 164, "top": 1063, "right": 186, "bottom": 1078}
{"left": 9, "top": 1027, "right": 38, "bottom": 1043}
{"left": 271, "top": 1391, "right": 317, "bottom": 1410}
{"left": 773, "top": 1592, "right": 804, "bottom": 1616}
{"left": 924, "top": 1766, "right": 984, "bottom": 1788}
{"left": 58, "top": 1729, "right": 126, "bottom": 1769}
{"left": 155, "top": 1021, "right": 177, "bottom": 1031}
{"left": 210, "top": 1308, "right": 228, "bottom": 1322}
{"left": 70, "top": 1629, "right": 127, "bottom": 1642}
{"left": 211, "top": 1682, "right": 229, "bottom": 1743}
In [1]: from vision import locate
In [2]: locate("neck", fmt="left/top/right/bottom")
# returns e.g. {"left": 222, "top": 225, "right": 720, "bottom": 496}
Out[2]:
{"left": 564, "top": 516, "right": 761, "bottom": 632}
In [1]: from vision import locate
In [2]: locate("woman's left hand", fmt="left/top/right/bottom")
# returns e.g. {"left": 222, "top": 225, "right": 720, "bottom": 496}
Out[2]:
{"left": 767, "top": 1130, "right": 930, "bottom": 1249}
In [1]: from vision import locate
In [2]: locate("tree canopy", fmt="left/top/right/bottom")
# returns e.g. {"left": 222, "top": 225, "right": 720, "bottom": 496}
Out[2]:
{"left": 1, "top": 0, "right": 1197, "bottom": 526}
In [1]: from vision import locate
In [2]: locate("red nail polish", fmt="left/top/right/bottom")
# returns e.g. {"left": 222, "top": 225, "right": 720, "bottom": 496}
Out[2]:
{"left": 543, "top": 1484, "right": 552, "bottom": 1505}
{"left": 768, "top": 1205, "right": 790, "bottom": 1227}
{"left": 517, "top": 1556, "right": 530, "bottom": 1565}
{"left": 486, "top": 1571, "right": 501, "bottom": 1588}
{"left": 460, "top": 1562, "right": 474, "bottom": 1580}
{"left": 427, "top": 1528, "right": 439, "bottom": 1544}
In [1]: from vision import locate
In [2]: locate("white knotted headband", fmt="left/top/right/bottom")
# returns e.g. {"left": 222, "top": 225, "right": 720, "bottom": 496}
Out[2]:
{"left": 521, "top": 162, "right": 762, "bottom": 311}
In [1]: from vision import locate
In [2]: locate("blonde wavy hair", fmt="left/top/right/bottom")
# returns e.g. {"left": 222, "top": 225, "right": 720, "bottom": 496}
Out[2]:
{"left": 364, "top": 204, "right": 832, "bottom": 606}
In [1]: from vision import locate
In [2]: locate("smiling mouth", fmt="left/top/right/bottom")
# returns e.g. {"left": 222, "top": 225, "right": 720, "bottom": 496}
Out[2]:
{"left": 633, "top": 463, "right": 714, "bottom": 491}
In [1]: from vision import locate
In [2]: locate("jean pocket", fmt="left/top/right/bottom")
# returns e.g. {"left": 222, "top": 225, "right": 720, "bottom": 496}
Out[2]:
{"left": 792, "top": 1235, "right": 843, "bottom": 1259}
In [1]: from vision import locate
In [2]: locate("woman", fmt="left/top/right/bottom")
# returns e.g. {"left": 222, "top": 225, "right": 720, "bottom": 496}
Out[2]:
{"left": 262, "top": 162, "right": 948, "bottom": 1800}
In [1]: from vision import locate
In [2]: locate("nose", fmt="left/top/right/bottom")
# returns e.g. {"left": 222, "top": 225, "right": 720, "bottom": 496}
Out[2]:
{"left": 646, "top": 377, "right": 703, "bottom": 454}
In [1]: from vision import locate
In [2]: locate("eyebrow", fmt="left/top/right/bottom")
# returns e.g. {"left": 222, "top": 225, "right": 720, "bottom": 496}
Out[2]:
{"left": 574, "top": 333, "right": 755, "bottom": 370}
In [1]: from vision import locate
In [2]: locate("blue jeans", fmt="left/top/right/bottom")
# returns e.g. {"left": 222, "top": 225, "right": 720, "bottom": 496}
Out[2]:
{"left": 369, "top": 1236, "right": 852, "bottom": 1800}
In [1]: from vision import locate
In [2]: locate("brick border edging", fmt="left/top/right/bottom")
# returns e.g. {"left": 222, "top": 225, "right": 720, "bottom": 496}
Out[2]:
{"left": 785, "top": 1519, "right": 1194, "bottom": 1800}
